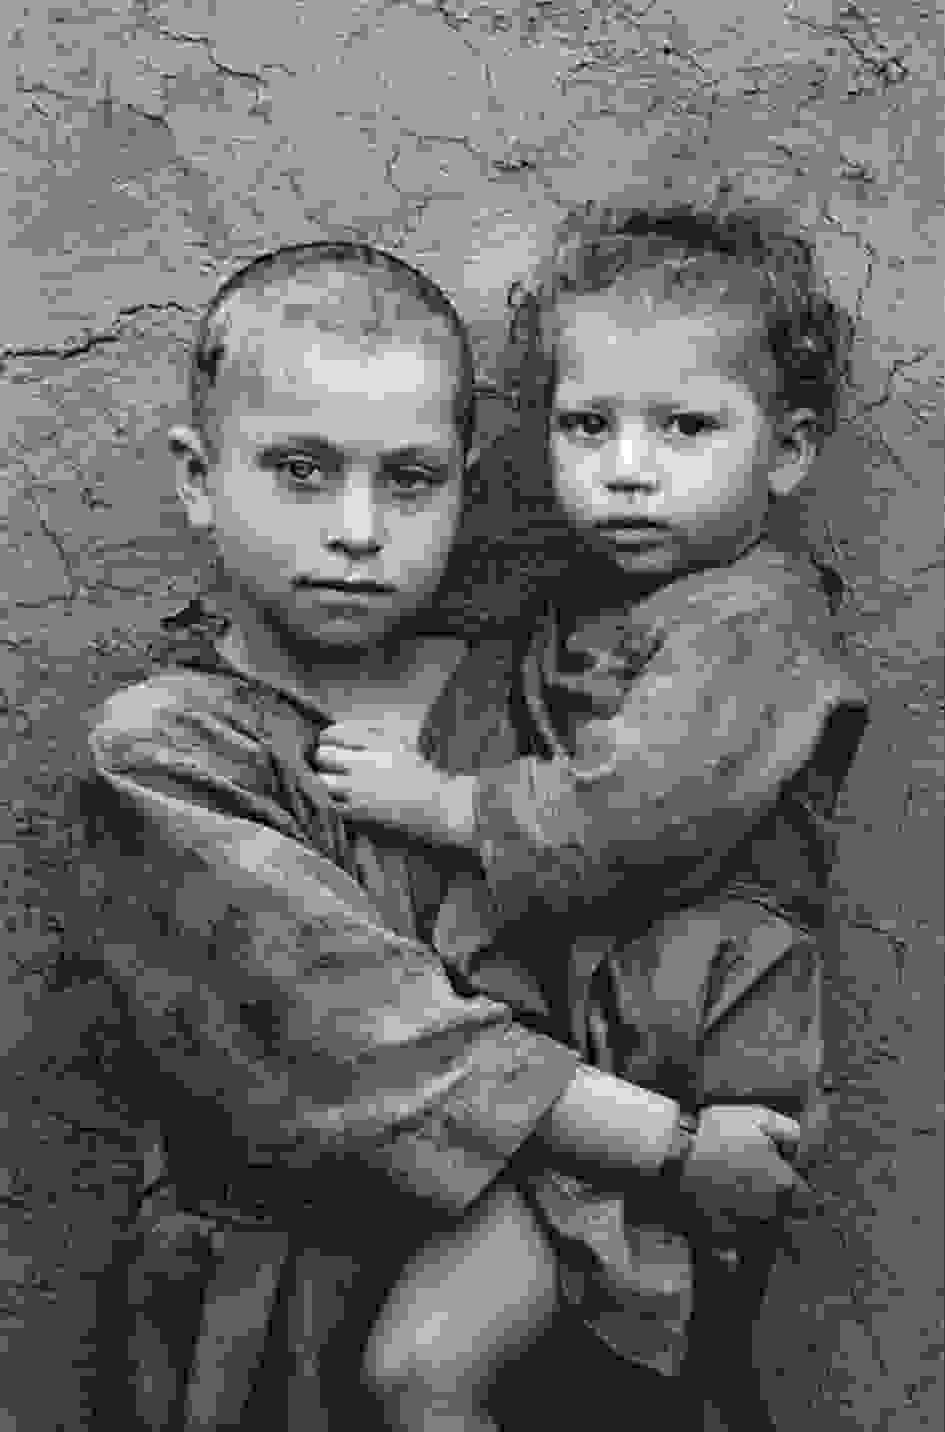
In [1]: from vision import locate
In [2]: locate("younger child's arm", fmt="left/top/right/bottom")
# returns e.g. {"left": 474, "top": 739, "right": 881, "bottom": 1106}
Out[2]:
{"left": 480, "top": 615, "right": 864, "bottom": 932}
{"left": 318, "top": 597, "right": 868, "bottom": 930}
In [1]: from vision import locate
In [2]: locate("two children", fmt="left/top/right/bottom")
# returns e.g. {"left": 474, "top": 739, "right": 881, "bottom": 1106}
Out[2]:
{"left": 81, "top": 222, "right": 864, "bottom": 1430}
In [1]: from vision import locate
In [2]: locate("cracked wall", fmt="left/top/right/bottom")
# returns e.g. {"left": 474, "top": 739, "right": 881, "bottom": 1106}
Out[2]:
{"left": 2, "top": 2, "right": 943, "bottom": 1427}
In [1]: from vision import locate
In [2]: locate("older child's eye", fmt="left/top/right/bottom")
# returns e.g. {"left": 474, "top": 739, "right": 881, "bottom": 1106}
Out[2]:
{"left": 663, "top": 413, "right": 720, "bottom": 440}
{"left": 555, "top": 411, "right": 611, "bottom": 440}
{"left": 275, "top": 455, "right": 325, "bottom": 486}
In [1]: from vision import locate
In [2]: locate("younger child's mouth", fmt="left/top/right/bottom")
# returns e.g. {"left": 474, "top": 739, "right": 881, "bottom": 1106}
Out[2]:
{"left": 597, "top": 520, "right": 669, "bottom": 544}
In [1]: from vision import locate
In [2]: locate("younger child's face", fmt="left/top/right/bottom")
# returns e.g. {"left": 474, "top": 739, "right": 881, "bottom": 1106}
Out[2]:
{"left": 548, "top": 286, "right": 804, "bottom": 579}
{"left": 181, "top": 320, "right": 465, "bottom": 651}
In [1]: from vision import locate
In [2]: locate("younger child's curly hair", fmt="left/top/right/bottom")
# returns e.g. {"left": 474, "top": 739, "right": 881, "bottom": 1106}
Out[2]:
{"left": 507, "top": 200, "right": 856, "bottom": 451}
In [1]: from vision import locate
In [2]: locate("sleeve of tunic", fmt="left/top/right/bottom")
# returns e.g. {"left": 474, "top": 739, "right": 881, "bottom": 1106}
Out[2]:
{"left": 79, "top": 679, "right": 579, "bottom": 1215}
{"left": 471, "top": 565, "right": 869, "bottom": 931}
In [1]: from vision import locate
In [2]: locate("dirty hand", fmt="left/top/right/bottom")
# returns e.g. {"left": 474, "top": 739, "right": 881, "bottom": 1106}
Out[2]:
{"left": 315, "top": 722, "right": 477, "bottom": 848}
{"left": 679, "top": 1105, "right": 812, "bottom": 1238}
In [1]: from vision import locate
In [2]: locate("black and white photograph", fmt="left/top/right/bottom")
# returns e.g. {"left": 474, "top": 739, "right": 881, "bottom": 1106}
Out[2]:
{"left": 1, "top": 4, "right": 942, "bottom": 1428}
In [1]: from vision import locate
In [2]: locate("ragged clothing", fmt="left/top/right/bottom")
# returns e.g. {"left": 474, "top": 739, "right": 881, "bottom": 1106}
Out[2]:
{"left": 79, "top": 613, "right": 580, "bottom": 1428}
{"left": 465, "top": 538, "right": 866, "bottom": 941}
{"left": 430, "top": 537, "right": 869, "bottom": 1374}
{"left": 80, "top": 625, "right": 579, "bottom": 1221}
{"left": 79, "top": 536, "right": 867, "bottom": 1420}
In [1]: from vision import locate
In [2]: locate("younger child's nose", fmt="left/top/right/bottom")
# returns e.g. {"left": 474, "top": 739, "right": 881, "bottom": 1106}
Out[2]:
{"left": 604, "top": 430, "right": 660, "bottom": 494}
{"left": 603, "top": 463, "right": 660, "bottom": 496}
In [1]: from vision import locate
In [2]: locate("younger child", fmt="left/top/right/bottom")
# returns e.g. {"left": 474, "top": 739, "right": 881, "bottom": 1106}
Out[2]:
{"left": 315, "top": 204, "right": 869, "bottom": 1427}
{"left": 81, "top": 239, "right": 805, "bottom": 1430}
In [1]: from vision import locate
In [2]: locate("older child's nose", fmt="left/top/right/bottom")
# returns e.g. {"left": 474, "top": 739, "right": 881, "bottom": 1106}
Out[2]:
{"left": 331, "top": 471, "right": 384, "bottom": 553}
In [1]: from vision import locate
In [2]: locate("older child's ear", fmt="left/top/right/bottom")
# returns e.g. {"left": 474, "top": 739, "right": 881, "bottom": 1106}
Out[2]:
{"left": 169, "top": 425, "right": 214, "bottom": 529}
{"left": 769, "top": 409, "right": 818, "bottom": 497}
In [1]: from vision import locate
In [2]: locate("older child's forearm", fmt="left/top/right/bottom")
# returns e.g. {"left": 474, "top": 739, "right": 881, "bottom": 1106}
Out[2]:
{"left": 530, "top": 1063, "right": 678, "bottom": 1177}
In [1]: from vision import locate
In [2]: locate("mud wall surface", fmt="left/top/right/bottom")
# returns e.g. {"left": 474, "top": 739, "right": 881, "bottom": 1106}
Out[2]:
{"left": 2, "top": 3, "right": 942, "bottom": 1427}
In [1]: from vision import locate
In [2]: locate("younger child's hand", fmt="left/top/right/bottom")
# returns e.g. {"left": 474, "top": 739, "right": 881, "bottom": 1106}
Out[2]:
{"left": 315, "top": 722, "right": 477, "bottom": 849}
{"left": 679, "top": 1106, "right": 811, "bottom": 1240}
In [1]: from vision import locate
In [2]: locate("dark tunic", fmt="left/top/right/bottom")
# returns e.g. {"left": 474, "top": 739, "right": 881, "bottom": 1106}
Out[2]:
{"left": 79, "top": 613, "right": 576, "bottom": 1427}
{"left": 439, "top": 539, "right": 868, "bottom": 1372}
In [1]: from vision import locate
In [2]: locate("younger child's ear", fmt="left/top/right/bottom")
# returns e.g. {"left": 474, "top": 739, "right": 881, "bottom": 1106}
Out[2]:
{"left": 169, "top": 425, "right": 214, "bottom": 529}
{"left": 768, "top": 409, "right": 818, "bottom": 497}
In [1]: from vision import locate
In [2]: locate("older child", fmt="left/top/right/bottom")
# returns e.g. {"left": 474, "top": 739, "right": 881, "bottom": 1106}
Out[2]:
{"left": 315, "top": 205, "right": 869, "bottom": 1426}
{"left": 80, "top": 240, "right": 804, "bottom": 1430}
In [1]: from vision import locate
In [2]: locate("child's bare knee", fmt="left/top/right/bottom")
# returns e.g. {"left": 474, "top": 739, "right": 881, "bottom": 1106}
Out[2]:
{"left": 363, "top": 1326, "right": 410, "bottom": 1400}
{"left": 363, "top": 1325, "right": 456, "bottom": 1407}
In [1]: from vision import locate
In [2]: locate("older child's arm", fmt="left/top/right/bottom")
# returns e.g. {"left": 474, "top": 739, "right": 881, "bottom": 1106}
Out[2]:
{"left": 537, "top": 1065, "right": 810, "bottom": 1234}
{"left": 83, "top": 686, "right": 804, "bottom": 1229}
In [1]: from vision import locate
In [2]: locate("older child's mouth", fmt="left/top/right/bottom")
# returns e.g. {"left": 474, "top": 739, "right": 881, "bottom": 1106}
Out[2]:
{"left": 292, "top": 578, "right": 397, "bottom": 596}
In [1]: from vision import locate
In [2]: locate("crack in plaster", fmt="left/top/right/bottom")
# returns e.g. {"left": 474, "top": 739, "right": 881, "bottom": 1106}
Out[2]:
{"left": 394, "top": 122, "right": 548, "bottom": 187}
{"left": 557, "top": 3, "right": 718, "bottom": 95}
{"left": 0, "top": 304, "right": 195, "bottom": 368}
{"left": 842, "top": 915, "right": 910, "bottom": 984}
{"left": 820, "top": 519, "right": 868, "bottom": 617}
{"left": 150, "top": 21, "right": 297, "bottom": 91}
{"left": 816, "top": 206, "right": 929, "bottom": 489}
{"left": 399, "top": 125, "right": 490, "bottom": 164}
{"left": 15, "top": 489, "right": 79, "bottom": 603}
{"left": 855, "top": 345, "right": 938, "bottom": 416}
{"left": 383, "top": 143, "right": 435, "bottom": 233}
{"left": 837, "top": 153, "right": 880, "bottom": 187}
{"left": 909, "top": 558, "right": 945, "bottom": 577}
{"left": 422, "top": 1, "right": 476, "bottom": 32}
{"left": 785, "top": 1, "right": 912, "bottom": 95}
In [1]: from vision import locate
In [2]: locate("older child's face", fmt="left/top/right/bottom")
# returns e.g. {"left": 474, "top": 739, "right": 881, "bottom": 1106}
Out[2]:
{"left": 187, "top": 326, "right": 464, "bottom": 650}
{"left": 549, "top": 289, "right": 788, "bottom": 578}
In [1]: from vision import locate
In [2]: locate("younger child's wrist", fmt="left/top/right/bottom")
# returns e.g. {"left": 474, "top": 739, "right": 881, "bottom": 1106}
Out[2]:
{"left": 657, "top": 1109, "right": 700, "bottom": 1186}
{"left": 440, "top": 775, "right": 478, "bottom": 850}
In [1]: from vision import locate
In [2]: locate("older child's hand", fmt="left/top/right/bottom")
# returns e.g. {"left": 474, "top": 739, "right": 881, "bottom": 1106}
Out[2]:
{"left": 315, "top": 722, "right": 478, "bottom": 850}
{"left": 679, "top": 1106, "right": 812, "bottom": 1240}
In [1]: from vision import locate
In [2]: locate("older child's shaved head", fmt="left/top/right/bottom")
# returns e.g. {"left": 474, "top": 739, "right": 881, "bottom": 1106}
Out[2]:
{"left": 191, "top": 242, "right": 476, "bottom": 458}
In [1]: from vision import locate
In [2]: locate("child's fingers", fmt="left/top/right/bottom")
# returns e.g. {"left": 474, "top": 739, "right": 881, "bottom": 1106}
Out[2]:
{"left": 319, "top": 732, "right": 369, "bottom": 752}
{"left": 312, "top": 750, "right": 353, "bottom": 774}
{"left": 763, "top": 1114, "right": 802, "bottom": 1162}
{"left": 317, "top": 773, "right": 351, "bottom": 805}
{"left": 323, "top": 720, "right": 404, "bottom": 749}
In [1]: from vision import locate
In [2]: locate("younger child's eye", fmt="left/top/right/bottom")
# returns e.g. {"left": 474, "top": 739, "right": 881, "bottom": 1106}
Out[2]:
{"left": 663, "top": 413, "right": 720, "bottom": 440}
{"left": 555, "top": 411, "right": 611, "bottom": 440}
{"left": 387, "top": 468, "right": 441, "bottom": 498}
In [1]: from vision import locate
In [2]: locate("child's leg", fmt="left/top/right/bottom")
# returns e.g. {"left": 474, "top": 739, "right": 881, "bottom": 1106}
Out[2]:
{"left": 684, "top": 1234, "right": 781, "bottom": 1432}
{"left": 362, "top": 1180, "right": 558, "bottom": 1432}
